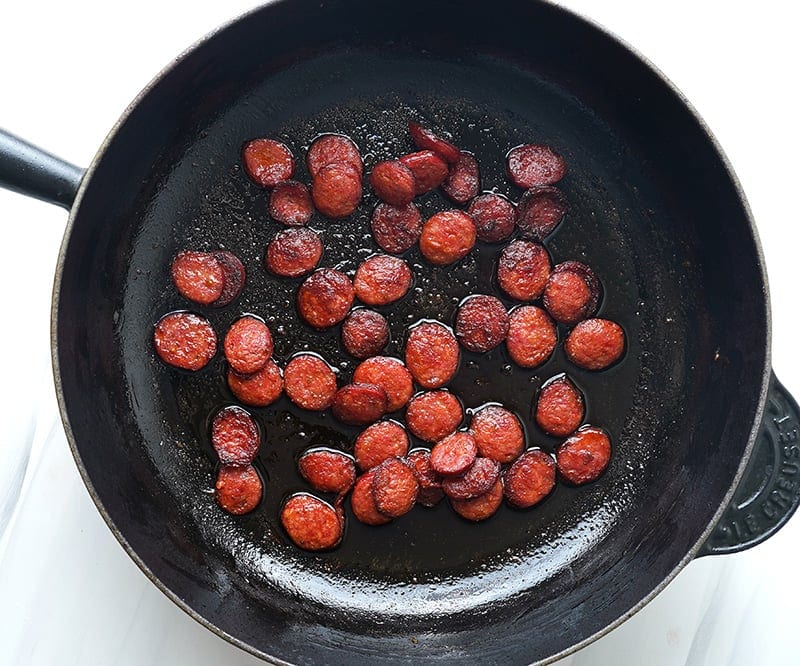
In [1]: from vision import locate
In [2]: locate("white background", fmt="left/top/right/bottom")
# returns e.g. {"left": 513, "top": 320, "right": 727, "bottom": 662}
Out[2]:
{"left": 1, "top": 1, "right": 798, "bottom": 664}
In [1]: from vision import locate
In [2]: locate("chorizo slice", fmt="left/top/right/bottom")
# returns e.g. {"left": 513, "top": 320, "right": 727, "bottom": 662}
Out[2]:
{"left": 370, "top": 202, "right": 423, "bottom": 254}
{"left": 331, "top": 383, "right": 388, "bottom": 425}
{"left": 352, "top": 356, "right": 414, "bottom": 412}
{"left": 242, "top": 138, "right": 295, "bottom": 188}
{"left": 503, "top": 449, "right": 556, "bottom": 508}
{"left": 556, "top": 425, "right": 612, "bottom": 485}
{"left": 408, "top": 121, "right": 461, "bottom": 164}
{"left": 516, "top": 186, "right": 568, "bottom": 241}
{"left": 441, "top": 152, "right": 480, "bottom": 205}
{"left": 211, "top": 251, "right": 246, "bottom": 307}
{"left": 406, "top": 448, "right": 444, "bottom": 507}
{"left": 470, "top": 405, "right": 525, "bottom": 464}
{"left": 215, "top": 464, "right": 262, "bottom": 515}
{"left": 311, "top": 162, "right": 362, "bottom": 218}
{"left": 353, "top": 254, "right": 413, "bottom": 306}
{"left": 430, "top": 431, "right": 477, "bottom": 476}
{"left": 298, "top": 448, "right": 357, "bottom": 494}
{"left": 223, "top": 316, "right": 273, "bottom": 375}
{"left": 296, "top": 268, "right": 355, "bottom": 329}
{"left": 398, "top": 150, "right": 449, "bottom": 194}
{"left": 497, "top": 240, "right": 551, "bottom": 302}
{"left": 306, "top": 134, "right": 363, "bottom": 178}
{"left": 354, "top": 421, "right": 410, "bottom": 472}
{"left": 350, "top": 470, "right": 391, "bottom": 526}
{"left": 506, "top": 144, "right": 567, "bottom": 188}
{"left": 369, "top": 160, "right": 416, "bottom": 206}
{"left": 341, "top": 309, "right": 390, "bottom": 359}
{"left": 535, "top": 374, "right": 585, "bottom": 437}
{"left": 371, "top": 458, "right": 419, "bottom": 518}
{"left": 564, "top": 318, "right": 626, "bottom": 370}
{"left": 154, "top": 312, "right": 217, "bottom": 371}
{"left": 467, "top": 193, "right": 516, "bottom": 243}
{"left": 265, "top": 228, "right": 323, "bottom": 278}
{"left": 280, "top": 493, "right": 343, "bottom": 551}
{"left": 283, "top": 354, "right": 337, "bottom": 411}
{"left": 542, "top": 262, "right": 601, "bottom": 325}
{"left": 506, "top": 305, "right": 558, "bottom": 369}
{"left": 268, "top": 180, "right": 314, "bottom": 226}
{"left": 170, "top": 251, "right": 225, "bottom": 306}
{"left": 441, "top": 457, "right": 501, "bottom": 500}
{"left": 211, "top": 405, "right": 260, "bottom": 465}
{"left": 454, "top": 295, "right": 509, "bottom": 353}
{"left": 405, "top": 390, "right": 463, "bottom": 443}
{"left": 227, "top": 360, "right": 283, "bottom": 407}
{"left": 404, "top": 321, "right": 460, "bottom": 389}
{"left": 451, "top": 478, "right": 503, "bottom": 522}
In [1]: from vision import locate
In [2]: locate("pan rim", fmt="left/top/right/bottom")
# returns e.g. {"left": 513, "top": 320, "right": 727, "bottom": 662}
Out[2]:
{"left": 48, "top": 0, "right": 771, "bottom": 664}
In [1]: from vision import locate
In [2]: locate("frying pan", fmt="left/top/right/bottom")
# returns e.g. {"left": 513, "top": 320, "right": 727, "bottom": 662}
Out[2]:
{"left": 1, "top": 0, "right": 799, "bottom": 663}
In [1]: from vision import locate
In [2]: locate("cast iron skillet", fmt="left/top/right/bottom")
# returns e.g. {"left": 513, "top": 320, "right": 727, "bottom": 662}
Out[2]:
{"left": 1, "top": 1, "right": 799, "bottom": 663}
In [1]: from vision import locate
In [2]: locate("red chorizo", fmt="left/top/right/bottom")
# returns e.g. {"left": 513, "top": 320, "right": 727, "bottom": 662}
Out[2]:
{"left": 311, "top": 163, "right": 362, "bottom": 218}
{"left": 497, "top": 240, "right": 551, "bottom": 302}
{"left": 506, "top": 306, "right": 558, "bottom": 369}
{"left": 405, "top": 448, "right": 444, "bottom": 507}
{"left": 227, "top": 360, "right": 283, "bottom": 407}
{"left": 506, "top": 144, "right": 567, "bottom": 188}
{"left": 170, "top": 251, "right": 225, "bottom": 306}
{"left": 211, "top": 405, "right": 260, "bottom": 465}
{"left": 370, "top": 202, "right": 423, "bottom": 254}
{"left": 268, "top": 180, "right": 314, "bottom": 226}
{"left": 419, "top": 210, "right": 476, "bottom": 266}
{"left": 331, "top": 383, "right": 388, "bottom": 425}
{"left": 280, "top": 493, "right": 343, "bottom": 551}
{"left": 441, "top": 457, "right": 501, "bottom": 500}
{"left": 503, "top": 449, "right": 556, "bottom": 508}
{"left": 353, "top": 255, "right": 413, "bottom": 306}
{"left": 215, "top": 464, "right": 262, "bottom": 515}
{"left": 441, "top": 152, "right": 480, "bottom": 205}
{"left": 408, "top": 121, "right": 461, "bottom": 164}
{"left": 470, "top": 405, "right": 525, "bottom": 463}
{"left": 430, "top": 431, "right": 477, "bottom": 476}
{"left": 242, "top": 138, "right": 295, "bottom": 188}
{"left": 516, "top": 185, "right": 568, "bottom": 241}
{"left": 467, "top": 193, "right": 516, "bottom": 243}
{"left": 298, "top": 448, "right": 357, "bottom": 494}
{"left": 369, "top": 160, "right": 416, "bottom": 206}
{"left": 405, "top": 391, "right": 463, "bottom": 443}
{"left": 556, "top": 425, "right": 612, "bottom": 485}
{"left": 283, "top": 354, "right": 337, "bottom": 411}
{"left": 564, "top": 318, "right": 626, "bottom": 370}
{"left": 371, "top": 457, "right": 419, "bottom": 518}
{"left": 265, "top": 228, "right": 323, "bottom": 278}
{"left": 354, "top": 421, "right": 409, "bottom": 472}
{"left": 535, "top": 375, "right": 584, "bottom": 437}
{"left": 296, "top": 268, "right": 355, "bottom": 329}
{"left": 306, "top": 134, "right": 363, "bottom": 178}
{"left": 211, "top": 251, "right": 246, "bottom": 307}
{"left": 223, "top": 316, "right": 273, "bottom": 375}
{"left": 398, "top": 150, "right": 449, "bottom": 194}
{"left": 543, "top": 261, "right": 601, "bottom": 325}
{"left": 350, "top": 470, "right": 391, "bottom": 526}
{"left": 450, "top": 478, "right": 503, "bottom": 521}
{"left": 352, "top": 357, "right": 414, "bottom": 412}
{"left": 454, "top": 295, "right": 509, "bottom": 353}
{"left": 154, "top": 312, "right": 217, "bottom": 371}
{"left": 341, "top": 309, "right": 390, "bottom": 359}
{"left": 404, "top": 321, "right": 460, "bottom": 389}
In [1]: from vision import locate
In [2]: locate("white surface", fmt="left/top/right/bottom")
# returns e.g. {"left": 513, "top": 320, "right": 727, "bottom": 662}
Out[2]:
{"left": 0, "top": 1, "right": 798, "bottom": 664}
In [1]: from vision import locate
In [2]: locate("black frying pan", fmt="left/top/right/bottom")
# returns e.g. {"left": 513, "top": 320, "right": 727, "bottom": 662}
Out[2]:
{"left": 1, "top": 1, "right": 799, "bottom": 663}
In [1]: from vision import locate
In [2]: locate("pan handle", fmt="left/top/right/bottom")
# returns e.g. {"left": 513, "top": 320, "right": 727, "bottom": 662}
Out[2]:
{"left": 698, "top": 372, "right": 800, "bottom": 556}
{"left": 0, "top": 128, "right": 84, "bottom": 209}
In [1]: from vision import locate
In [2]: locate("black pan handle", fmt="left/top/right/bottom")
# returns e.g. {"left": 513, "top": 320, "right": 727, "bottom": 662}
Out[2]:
{"left": 698, "top": 372, "right": 800, "bottom": 556}
{"left": 0, "top": 128, "right": 84, "bottom": 209}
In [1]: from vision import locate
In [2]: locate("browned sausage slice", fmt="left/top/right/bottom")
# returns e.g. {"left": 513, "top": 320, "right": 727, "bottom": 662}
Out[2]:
{"left": 223, "top": 316, "right": 273, "bottom": 375}
{"left": 564, "top": 318, "right": 626, "bottom": 370}
{"left": 430, "top": 431, "right": 477, "bottom": 476}
{"left": 506, "top": 144, "right": 567, "bottom": 188}
{"left": 350, "top": 470, "right": 392, "bottom": 526}
{"left": 306, "top": 134, "right": 363, "bottom": 178}
{"left": 211, "top": 405, "right": 260, "bottom": 465}
{"left": 312, "top": 163, "right": 362, "bottom": 218}
{"left": 503, "top": 449, "right": 556, "bottom": 508}
{"left": 399, "top": 150, "right": 449, "bottom": 194}
{"left": 369, "top": 160, "right": 416, "bottom": 206}
{"left": 506, "top": 306, "right": 558, "bottom": 369}
{"left": 454, "top": 295, "right": 509, "bottom": 353}
{"left": 497, "top": 240, "right": 551, "bottom": 302}
{"left": 170, "top": 251, "right": 225, "bottom": 306}
{"left": 227, "top": 360, "right": 283, "bottom": 407}
{"left": 404, "top": 321, "right": 460, "bottom": 389}
{"left": 298, "top": 448, "right": 357, "bottom": 494}
{"left": 450, "top": 478, "right": 504, "bottom": 521}
{"left": 331, "top": 383, "right": 388, "bottom": 425}
{"left": 354, "top": 255, "right": 413, "bottom": 306}
{"left": 154, "top": 312, "right": 217, "bottom": 371}
{"left": 441, "top": 152, "right": 480, "bottom": 204}
{"left": 470, "top": 405, "right": 525, "bottom": 463}
{"left": 352, "top": 357, "right": 414, "bottom": 412}
{"left": 243, "top": 138, "right": 295, "bottom": 188}
{"left": 556, "top": 425, "right": 612, "bottom": 485}
{"left": 405, "top": 391, "right": 463, "bottom": 443}
{"left": 419, "top": 210, "right": 477, "bottom": 266}
{"left": 543, "top": 261, "right": 601, "bottom": 325}
{"left": 265, "top": 228, "right": 323, "bottom": 278}
{"left": 280, "top": 493, "right": 343, "bottom": 551}
{"left": 535, "top": 374, "right": 584, "bottom": 437}
{"left": 516, "top": 186, "right": 568, "bottom": 241}
{"left": 211, "top": 251, "right": 246, "bottom": 307}
{"left": 370, "top": 202, "right": 423, "bottom": 254}
{"left": 371, "top": 458, "right": 419, "bottom": 518}
{"left": 296, "top": 268, "right": 355, "bottom": 329}
{"left": 341, "top": 309, "right": 390, "bottom": 359}
{"left": 441, "top": 457, "right": 501, "bottom": 500}
{"left": 408, "top": 121, "right": 461, "bottom": 164}
{"left": 468, "top": 193, "right": 516, "bottom": 243}
{"left": 215, "top": 464, "right": 262, "bottom": 515}
{"left": 406, "top": 448, "right": 444, "bottom": 507}
{"left": 283, "top": 354, "right": 337, "bottom": 410}
{"left": 354, "top": 421, "right": 410, "bottom": 471}
{"left": 268, "top": 180, "right": 314, "bottom": 226}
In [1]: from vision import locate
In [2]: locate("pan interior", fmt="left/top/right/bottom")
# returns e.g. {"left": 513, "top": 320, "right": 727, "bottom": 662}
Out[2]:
{"left": 55, "top": 1, "right": 766, "bottom": 663}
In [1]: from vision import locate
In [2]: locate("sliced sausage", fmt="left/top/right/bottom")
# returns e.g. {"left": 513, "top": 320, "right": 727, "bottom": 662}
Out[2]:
{"left": 268, "top": 180, "right": 314, "bottom": 226}
{"left": 557, "top": 425, "right": 612, "bottom": 485}
{"left": 353, "top": 254, "right": 413, "bottom": 306}
{"left": 470, "top": 405, "right": 525, "bottom": 464}
{"left": 280, "top": 494, "right": 343, "bottom": 551}
{"left": 350, "top": 470, "right": 392, "bottom": 526}
{"left": 154, "top": 312, "right": 217, "bottom": 371}
{"left": 283, "top": 354, "right": 337, "bottom": 411}
{"left": 516, "top": 186, "right": 568, "bottom": 241}
{"left": 306, "top": 134, "right": 363, "bottom": 178}
{"left": 441, "top": 152, "right": 480, "bottom": 205}
{"left": 564, "top": 318, "right": 626, "bottom": 370}
{"left": 506, "top": 144, "right": 567, "bottom": 188}
{"left": 341, "top": 309, "right": 390, "bottom": 359}
{"left": 354, "top": 421, "right": 409, "bottom": 472}
{"left": 450, "top": 478, "right": 504, "bottom": 522}
{"left": 405, "top": 391, "right": 463, "bottom": 443}
{"left": 441, "top": 457, "right": 501, "bottom": 500}
{"left": 331, "top": 383, "right": 388, "bottom": 425}
{"left": 419, "top": 210, "right": 476, "bottom": 265}
{"left": 265, "top": 228, "right": 323, "bottom": 278}
{"left": 406, "top": 448, "right": 444, "bottom": 507}
{"left": 211, "top": 405, "right": 260, "bottom": 465}
{"left": 535, "top": 374, "right": 584, "bottom": 437}
{"left": 399, "top": 150, "right": 449, "bottom": 194}
{"left": 223, "top": 316, "right": 273, "bottom": 375}
{"left": 506, "top": 305, "right": 558, "bottom": 369}
{"left": 298, "top": 448, "right": 357, "bottom": 494}
{"left": 211, "top": 251, "right": 246, "bottom": 307}
{"left": 497, "top": 240, "right": 551, "bottom": 302}
{"left": 408, "top": 121, "right": 461, "bottom": 164}
{"left": 170, "top": 251, "right": 225, "bottom": 306}
{"left": 369, "top": 160, "right": 416, "bottom": 206}
{"left": 215, "top": 464, "right": 262, "bottom": 515}
{"left": 227, "top": 360, "right": 283, "bottom": 407}
{"left": 404, "top": 321, "right": 460, "bottom": 389}
{"left": 311, "top": 163, "right": 362, "bottom": 218}
{"left": 454, "top": 295, "right": 509, "bottom": 353}
{"left": 297, "top": 268, "right": 355, "bottom": 329}
{"left": 430, "top": 431, "right": 477, "bottom": 476}
{"left": 242, "top": 138, "right": 295, "bottom": 188}
{"left": 542, "top": 261, "right": 601, "bottom": 325}
{"left": 467, "top": 193, "right": 516, "bottom": 243}
{"left": 371, "top": 458, "right": 419, "bottom": 518}
{"left": 503, "top": 449, "right": 556, "bottom": 508}
{"left": 370, "top": 202, "right": 423, "bottom": 254}
{"left": 352, "top": 356, "right": 414, "bottom": 412}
